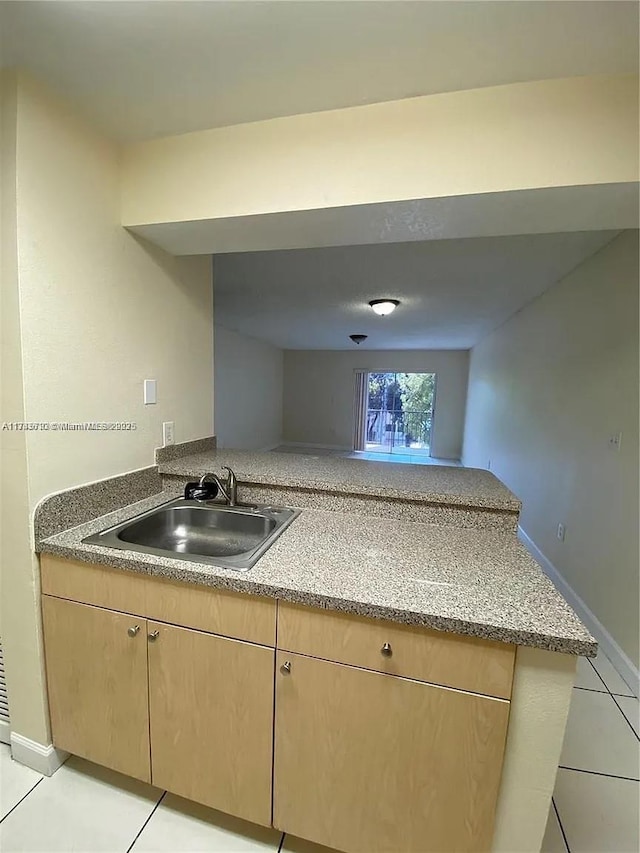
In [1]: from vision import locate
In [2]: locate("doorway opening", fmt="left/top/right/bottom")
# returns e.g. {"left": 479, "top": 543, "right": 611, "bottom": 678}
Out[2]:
{"left": 363, "top": 372, "right": 435, "bottom": 457}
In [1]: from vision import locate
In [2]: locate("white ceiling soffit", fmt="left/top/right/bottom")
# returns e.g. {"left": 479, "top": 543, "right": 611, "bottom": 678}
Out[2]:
{"left": 1, "top": 1, "right": 638, "bottom": 141}
{"left": 128, "top": 183, "right": 639, "bottom": 256}
{"left": 213, "top": 230, "right": 623, "bottom": 351}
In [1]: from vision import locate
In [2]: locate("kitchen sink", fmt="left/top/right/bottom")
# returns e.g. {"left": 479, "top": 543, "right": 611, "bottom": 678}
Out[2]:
{"left": 83, "top": 498, "right": 300, "bottom": 571}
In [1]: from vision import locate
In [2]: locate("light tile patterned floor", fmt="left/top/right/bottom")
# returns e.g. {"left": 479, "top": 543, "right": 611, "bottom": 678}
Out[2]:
{"left": 0, "top": 651, "right": 637, "bottom": 852}
{"left": 541, "top": 651, "right": 639, "bottom": 853}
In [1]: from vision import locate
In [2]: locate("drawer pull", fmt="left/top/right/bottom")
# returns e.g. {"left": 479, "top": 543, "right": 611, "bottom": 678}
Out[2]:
{"left": 280, "top": 661, "right": 292, "bottom": 675}
{"left": 148, "top": 630, "right": 160, "bottom": 642}
{"left": 127, "top": 625, "right": 140, "bottom": 638}
{"left": 381, "top": 642, "right": 393, "bottom": 657}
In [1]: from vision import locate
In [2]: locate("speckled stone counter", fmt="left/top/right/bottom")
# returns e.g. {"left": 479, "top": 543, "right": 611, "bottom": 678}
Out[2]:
{"left": 159, "top": 449, "right": 520, "bottom": 509}
{"left": 154, "top": 435, "right": 216, "bottom": 464}
{"left": 160, "top": 449, "right": 522, "bottom": 531}
{"left": 33, "top": 466, "right": 162, "bottom": 542}
{"left": 37, "top": 490, "right": 596, "bottom": 657}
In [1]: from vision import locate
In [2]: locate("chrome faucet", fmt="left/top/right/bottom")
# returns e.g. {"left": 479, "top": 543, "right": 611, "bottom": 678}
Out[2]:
{"left": 197, "top": 467, "right": 238, "bottom": 506}
{"left": 222, "top": 466, "right": 238, "bottom": 506}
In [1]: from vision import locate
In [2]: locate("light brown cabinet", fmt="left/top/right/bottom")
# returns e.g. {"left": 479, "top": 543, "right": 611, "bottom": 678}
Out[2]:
{"left": 41, "top": 556, "right": 515, "bottom": 852}
{"left": 41, "top": 571, "right": 275, "bottom": 826}
{"left": 274, "top": 651, "right": 510, "bottom": 853}
{"left": 147, "top": 621, "right": 274, "bottom": 826}
{"left": 42, "top": 596, "right": 151, "bottom": 782}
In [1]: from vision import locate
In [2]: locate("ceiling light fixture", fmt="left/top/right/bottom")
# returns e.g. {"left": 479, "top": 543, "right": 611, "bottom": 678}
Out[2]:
{"left": 349, "top": 334, "right": 368, "bottom": 345}
{"left": 369, "top": 299, "right": 400, "bottom": 316}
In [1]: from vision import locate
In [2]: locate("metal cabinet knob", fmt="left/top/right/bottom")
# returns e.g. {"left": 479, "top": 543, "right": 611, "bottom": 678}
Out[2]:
{"left": 280, "top": 661, "right": 292, "bottom": 675}
{"left": 127, "top": 625, "right": 140, "bottom": 637}
{"left": 381, "top": 642, "right": 393, "bottom": 657}
{"left": 148, "top": 630, "right": 160, "bottom": 642}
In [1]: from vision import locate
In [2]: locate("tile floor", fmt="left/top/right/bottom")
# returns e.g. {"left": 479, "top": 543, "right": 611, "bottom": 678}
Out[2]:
{"left": 1, "top": 650, "right": 637, "bottom": 852}
{"left": 541, "top": 650, "right": 639, "bottom": 853}
{"left": 272, "top": 444, "right": 462, "bottom": 466}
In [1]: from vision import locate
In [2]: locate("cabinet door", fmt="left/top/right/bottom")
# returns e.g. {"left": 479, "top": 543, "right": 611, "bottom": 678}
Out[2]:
{"left": 42, "top": 595, "right": 151, "bottom": 782}
{"left": 274, "top": 652, "right": 510, "bottom": 853}
{"left": 147, "top": 622, "right": 274, "bottom": 827}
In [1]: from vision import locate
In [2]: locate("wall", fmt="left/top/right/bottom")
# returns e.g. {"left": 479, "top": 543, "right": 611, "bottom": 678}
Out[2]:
{"left": 463, "top": 231, "right": 639, "bottom": 667}
{"left": 121, "top": 74, "right": 638, "bottom": 227}
{"left": 0, "top": 71, "right": 47, "bottom": 744}
{"left": 283, "top": 350, "right": 469, "bottom": 459}
{"left": 0, "top": 74, "right": 215, "bottom": 746}
{"left": 214, "top": 326, "right": 283, "bottom": 450}
{"left": 16, "top": 76, "right": 214, "bottom": 502}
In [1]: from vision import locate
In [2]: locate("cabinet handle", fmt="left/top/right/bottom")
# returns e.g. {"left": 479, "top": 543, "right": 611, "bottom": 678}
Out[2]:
{"left": 280, "top": 661, "right": 292, "bottom": 675}
{"left": 148, "top": 630, "right": 160, "bottom": 642}
{"left": 127, "top": 625, "right": 140, "bottom": 638}
{"left": 381, "top": 642, "right": 393, "bottom": 657}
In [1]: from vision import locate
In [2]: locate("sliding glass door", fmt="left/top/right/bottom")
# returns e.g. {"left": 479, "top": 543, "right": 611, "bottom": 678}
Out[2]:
{"left": 365, "top": 372, "right": 435, "bottom": 456}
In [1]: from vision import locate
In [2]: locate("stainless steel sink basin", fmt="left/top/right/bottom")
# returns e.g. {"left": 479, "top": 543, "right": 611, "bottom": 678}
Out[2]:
{"left": 83, "top": 498, "right": 300, "bottom": 571}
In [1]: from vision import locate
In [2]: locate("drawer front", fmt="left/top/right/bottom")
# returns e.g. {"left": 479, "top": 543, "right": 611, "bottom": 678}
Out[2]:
{"left": 41, "top": 555, "right": 276, "bottom": 647}
{"left": 41, "top": 555, "right": 148, "bottom": 616}
{"left": 144, "top": 576, "right": 276, "bottom": 647}
{"left": 277, "top": 603, "right": 515, "bottom": 699}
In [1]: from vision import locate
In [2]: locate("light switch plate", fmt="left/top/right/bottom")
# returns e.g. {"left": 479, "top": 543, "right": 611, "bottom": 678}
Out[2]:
{"left": 143, "top": 379, "right": 157, "bottom": 405}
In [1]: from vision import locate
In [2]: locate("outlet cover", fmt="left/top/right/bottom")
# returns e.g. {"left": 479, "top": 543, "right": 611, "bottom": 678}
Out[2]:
{"left": 608, "top": 432, "right": 622, "bottom": 451}
{"left": 557, "top": 523, "right": 566, "bottom": 542}
{"left": 162, "top": 421, "right": 175, "bottom": 446}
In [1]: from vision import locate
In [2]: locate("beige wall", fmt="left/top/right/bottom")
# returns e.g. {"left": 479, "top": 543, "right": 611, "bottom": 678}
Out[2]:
{"left": 16, "top": 77, "right": 214, "bottom": 503}
{"left": 121, "top": 74, "right": 638, "bottom": 228}
{"left": 463, "top": 231, "right": 639, "bottom": 667}
{"left": 283, "top": 350, "right": 469, "bottom": 459}
{"left": 214, "top": 326, "right": 283, "bottom": 450}
{"left": 0, "top": 74, "right": 215, "bottom": 745}
{"left": 0, "top": 71, "right": 50, "bottom": 744}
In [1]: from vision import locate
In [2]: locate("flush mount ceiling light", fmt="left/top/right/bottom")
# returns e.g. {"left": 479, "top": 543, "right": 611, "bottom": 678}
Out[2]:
{"left": 349, "top": 334, "right": 368, "bottom": 345}
{"left": 369, "top": 299, "right": 400, "bottom": 316}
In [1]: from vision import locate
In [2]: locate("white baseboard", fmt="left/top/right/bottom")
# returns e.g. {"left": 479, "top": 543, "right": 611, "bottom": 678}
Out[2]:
{"left": 518, "top": 526, "right": 639, "bottom": 697}
{"left": 0, "top": 718, "right": 10, "bottom": 745}
{"left": 10, "top": 732, "right": 69, "bottom": 776}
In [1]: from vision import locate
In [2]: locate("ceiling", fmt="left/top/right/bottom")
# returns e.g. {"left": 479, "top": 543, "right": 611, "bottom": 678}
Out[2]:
{"left": 1, "top": 1, "right": 637, "bottom": 141}
{"left": 213, "top": 231, "right": 620, "bottom": 350}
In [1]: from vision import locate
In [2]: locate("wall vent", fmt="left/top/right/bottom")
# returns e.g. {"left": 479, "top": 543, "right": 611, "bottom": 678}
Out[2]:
{"left": 0, "top": 638, "right": 10, "bottom": 744}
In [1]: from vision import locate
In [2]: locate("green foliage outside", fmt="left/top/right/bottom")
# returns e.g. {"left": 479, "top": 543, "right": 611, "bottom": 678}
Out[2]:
{"left": 399, "top": 372, "right": 435, "bottom": 442}
{"left": 367, "top": 372, "right": 435, "bottom": 445}
{"left": 367, "top": 372, "right": 402, "bottom": 413}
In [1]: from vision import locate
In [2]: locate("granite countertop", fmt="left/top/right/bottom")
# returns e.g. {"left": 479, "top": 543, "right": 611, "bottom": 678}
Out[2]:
{"left": 38, "top": 490, "right": 595, "bottom": 656}
{"left": 159, "top": 449, "right": 522, "bottom": 512}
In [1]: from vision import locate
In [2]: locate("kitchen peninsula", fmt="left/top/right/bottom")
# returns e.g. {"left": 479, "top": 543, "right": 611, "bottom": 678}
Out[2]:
{"left": 35, "top": 439, "right": 595, "bottom": 853}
